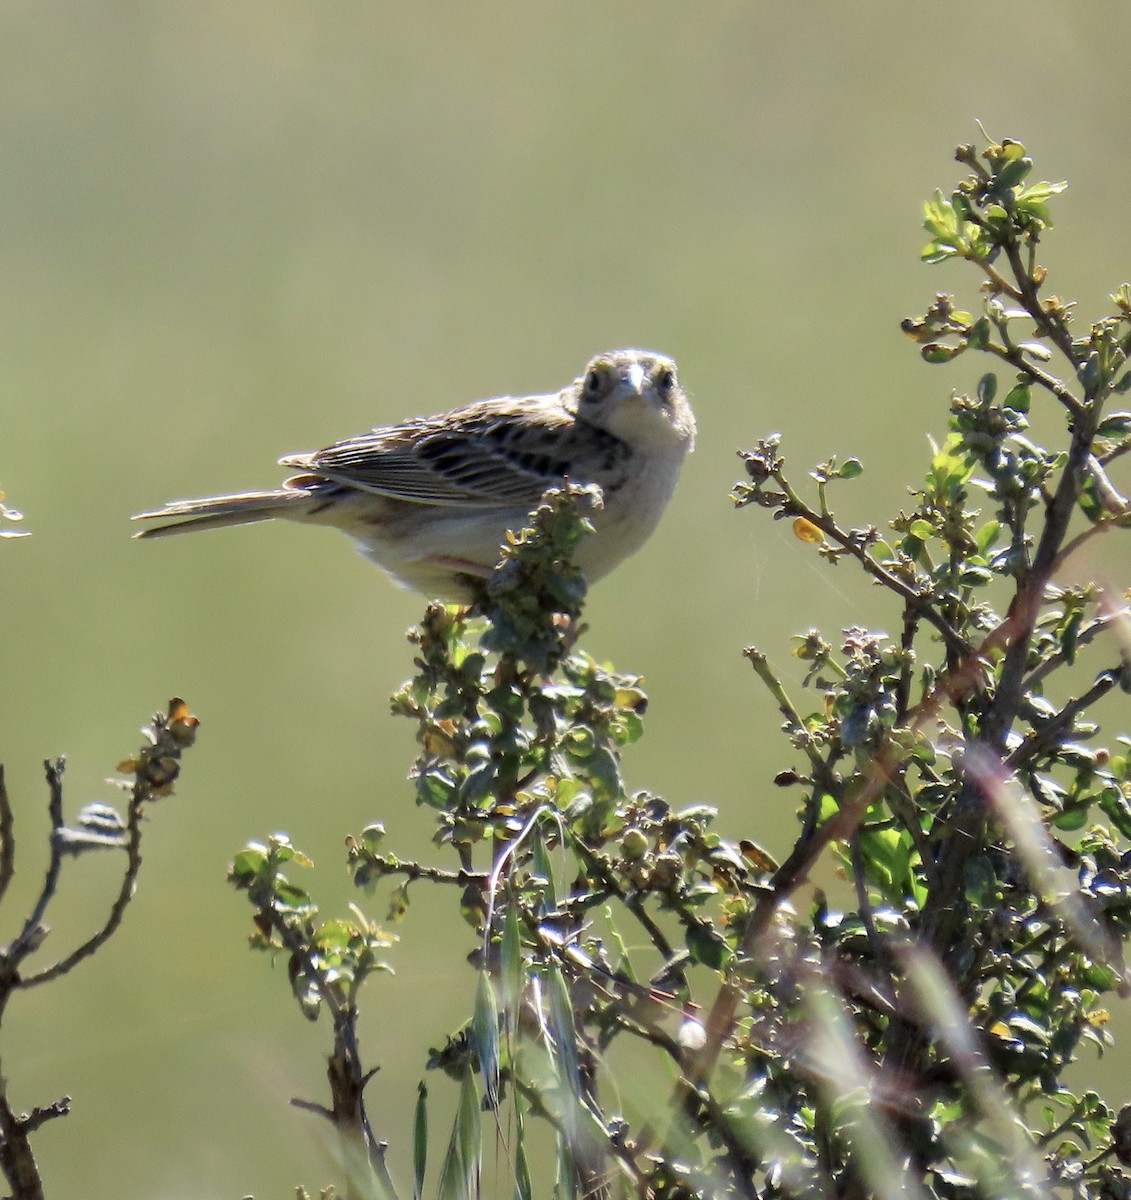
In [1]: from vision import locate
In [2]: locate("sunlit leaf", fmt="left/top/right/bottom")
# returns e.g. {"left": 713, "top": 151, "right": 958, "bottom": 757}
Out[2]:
{"left": 793, "top": 517, "right": 824, "bottom": 545}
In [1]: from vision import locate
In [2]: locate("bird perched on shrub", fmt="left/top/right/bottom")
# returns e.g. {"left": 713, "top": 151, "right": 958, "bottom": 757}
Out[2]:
{"left": 134, "top": 349, "right": 695, "bottom": 600}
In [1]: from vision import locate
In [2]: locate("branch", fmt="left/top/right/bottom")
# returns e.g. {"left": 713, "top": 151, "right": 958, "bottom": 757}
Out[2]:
{"left": 983, "top": 337, "right": 1084, "bottom": 418}
{"left": 8, "top": 760, "right": 67, "bottom": 970}
{"left": 20, "top": 700, "right": 199, "bottom": 987}
{"left": 744, "top": 647, "right": 833, "bottom": 780}
{"left": 1023, "top": 605, "right": 1130, "bottom": 692}
{"left": 19, "top": 776, "right": 144, "bottom": 987}
{"left": 267, "top": 904, "right": 395, "bottom": 1196}
{"left": 738, "top": 450, "right": 971, "bottom": 662}
{"left": 1005, "top": 666, "right": 1122, "bottom": 772}
{"left": 357, "top": 855, "right": 487, "bottom": 887}
{"left": 0, "top": 1081, "right": 68, "bottom": 1200}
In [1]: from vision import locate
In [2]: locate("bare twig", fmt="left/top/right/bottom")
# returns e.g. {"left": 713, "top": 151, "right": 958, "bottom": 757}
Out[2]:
{"left": 781, "top": 481, "right": 971, "bottom": 662}
{"left": 356, "top": 855, "right": 487, "bottom": 888}
{"left": 1005, "top": 667, "right": 1122, "bottom": 772}
{"left": 10, "top": 760, "right": 67, "bottom": 965}
{"left": 19, "top": 702, "right": 196, "bottom": 986}
{"left": 0, "top": 1085, "right": 54, "bottom": 1200}
{"left": 0, "top": 701, "right": 196, "bottom": 1200}
{"left": 1022, "top": 605, "right": 1130, "bottom": 692}
{"left": 982, "top": 335, "right": 1083, "bottom": 417}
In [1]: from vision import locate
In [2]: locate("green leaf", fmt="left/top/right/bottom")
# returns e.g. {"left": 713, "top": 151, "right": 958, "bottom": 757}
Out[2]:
{"left": 922, "top": 241, "right": 958, "bottom": 265}
{"left": 314, "top": 919, "right": 355, "bottom": 950}
{"left": 908, "top": 519, "right": 934, "bottom": 540}
{"left": 1097, "top": 411, "right": 1131, "bottom": 435}
{"left": 613, "top": 710, "right": 645, "bottom": 745}
{"left": 581, "top": 745, "right": 623, "bottom": 798}
{"left": 686, "top": 920, "right": 731, "bottom": 970}
{"left": 501, "top": 903, "right": 523, "bottom": 1039}
{"left": 513, "top": 1120, "right": 533, "bottom": 1200}
{"left": 1079, "top": 963, "right": 1119, "bottom": 991}
{"left": 459, "top": 761, "right": 497, "bottom": 804}
{"left": 839, "top": 457, "right": 864, "bottom": 479}
{"left": 994, "top": 155, "right": 1033, "bottom": 191}
{"left": 531, "top": 828, "right": 557, "bottom": 908}
{"left": 273, "top": 881, "right": 314, "bottom": 912}
{"left": 414, "top": 1083, "right": 428, "bottom": 1200}
{"left": 472, "top": 972, "right": 500, "bottom": 1108}
{"left": 860, "top": 825, "right": 912, "bottom": 896}
{"left": 360, "top": 822, "right": 386, "bottom": 852}
{"left": 964, "top": 854, "right": 999, "bottom": 906}
{"left": 968, "top": 322, "right": 992, "bottom": 352}
{"left": 1097, "top": 786, "right": 1131, "bottom": 840}
{"left": 922, "top": 189, "right": 960, "bottom": 238}
{"left": 975, "top": 520, "right": 1001, "bottom": 554}
{"left": 417, "top": 769, "right": 457, "bottom": 809}
{"left": 229, "top": 846, "right": 267, "bottom": 885}
{"left": 928, "top": 436, "right": 977, "bottom": 492}
{"left": 437, "top": 1068, "right": 482, "bottom": 1200}
{"left": 1076, "top": 474, "right": 1104, "bottom": 524}
{"left": 1061, "top": 609, "right": 1083, "bottom": 666}
{"left": 1003, "top": 382, "right": 1031, "bottom": 413}
{"left": 1015, "top": 178, "right": 1068, "bottom": 225}
{"left": 958, "top": 564, "right": 993, "bottom": 588}
{"left": 1018, "top": 179, "right": 1067, "bottom": 203}
{"left": 1051, "top": 806, "right": 1089, "bottom": 832}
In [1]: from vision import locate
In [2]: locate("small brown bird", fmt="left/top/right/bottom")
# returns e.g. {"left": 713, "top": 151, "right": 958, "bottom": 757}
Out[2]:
{"left": 134, "top": 349, "right": 696, "bottom": 600}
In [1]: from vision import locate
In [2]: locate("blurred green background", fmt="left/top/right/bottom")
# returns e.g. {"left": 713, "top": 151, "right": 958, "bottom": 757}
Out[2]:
{"left": 1, "top": 3, "right": 1130, "bottom": 1196}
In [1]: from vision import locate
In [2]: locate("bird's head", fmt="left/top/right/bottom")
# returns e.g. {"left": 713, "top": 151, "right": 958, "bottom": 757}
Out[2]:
{"left": 572, "top": 349, "right": 696, "bottom": 453}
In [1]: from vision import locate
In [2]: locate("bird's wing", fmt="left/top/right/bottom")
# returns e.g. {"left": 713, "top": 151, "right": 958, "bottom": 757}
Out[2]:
{"left": 281, "top": 398, "right": 629, "bottom": 509}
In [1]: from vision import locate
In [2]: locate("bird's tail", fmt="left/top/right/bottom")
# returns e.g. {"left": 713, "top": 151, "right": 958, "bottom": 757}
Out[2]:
{"left": 132, "top": 487, "right": 315, "bottom": 539}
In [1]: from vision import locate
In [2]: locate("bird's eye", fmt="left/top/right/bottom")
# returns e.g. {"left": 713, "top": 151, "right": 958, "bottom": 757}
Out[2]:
{"left": 584, "top": 368, "right": 604, "bottom": 398}
{"left": 657, "top": 368, "right": 675, "bottom": 392}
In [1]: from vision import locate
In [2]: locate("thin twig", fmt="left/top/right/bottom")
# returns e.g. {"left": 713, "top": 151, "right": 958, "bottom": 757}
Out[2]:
{"left": 983, "top": 337, "right": 1083, "bottom": 418}
{"left": 19, "top": 785, "right": 145, "bottom": 988}
{"left": 12, "top": 760, "right": 66, "bottom": 956}
{"left": 21, "top": 703, "right": 197, "bottom": 987}
{"left": 773, "top": 475, "right": 971, "bottom": 662}
{"left": 361, "top": 855, "right": 487, "bottom": 887}
{"left": 1051, "top": 516, "right": 1126, "bottom": 574}
{"left": 1023, "top": 607, "right": 1129, "bottom": 692}
{"left": 0, "top": 1069, "right": 62, "bottom": 1200}
{"left": 745, "top": 648, "right": 831, "bottom": 779}
{"left": 1005, "top": 667, "right": 1122, "bottom": 772}
{"left": 1096, "top": 435, "right": 1131, "bottom": 467}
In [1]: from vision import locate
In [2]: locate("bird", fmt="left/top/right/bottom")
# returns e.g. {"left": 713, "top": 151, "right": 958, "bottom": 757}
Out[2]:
{"left": 133, "top": 349, "right": 696, "bottom": 600}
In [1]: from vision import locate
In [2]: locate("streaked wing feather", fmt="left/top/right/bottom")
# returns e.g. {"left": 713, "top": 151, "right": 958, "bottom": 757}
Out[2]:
{"left": 288, "top": 397, "right": 627, "bottom": 509}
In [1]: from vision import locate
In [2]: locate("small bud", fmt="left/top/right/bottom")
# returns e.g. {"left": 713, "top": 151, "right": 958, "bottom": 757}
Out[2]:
{"left": 676, "top": 1017, "right": 707, "bottom": 1052}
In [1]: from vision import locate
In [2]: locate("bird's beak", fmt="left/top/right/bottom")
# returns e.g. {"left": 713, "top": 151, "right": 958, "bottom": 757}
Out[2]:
{"left": 624, "top": 362, "right": 646, "bottom": 395}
